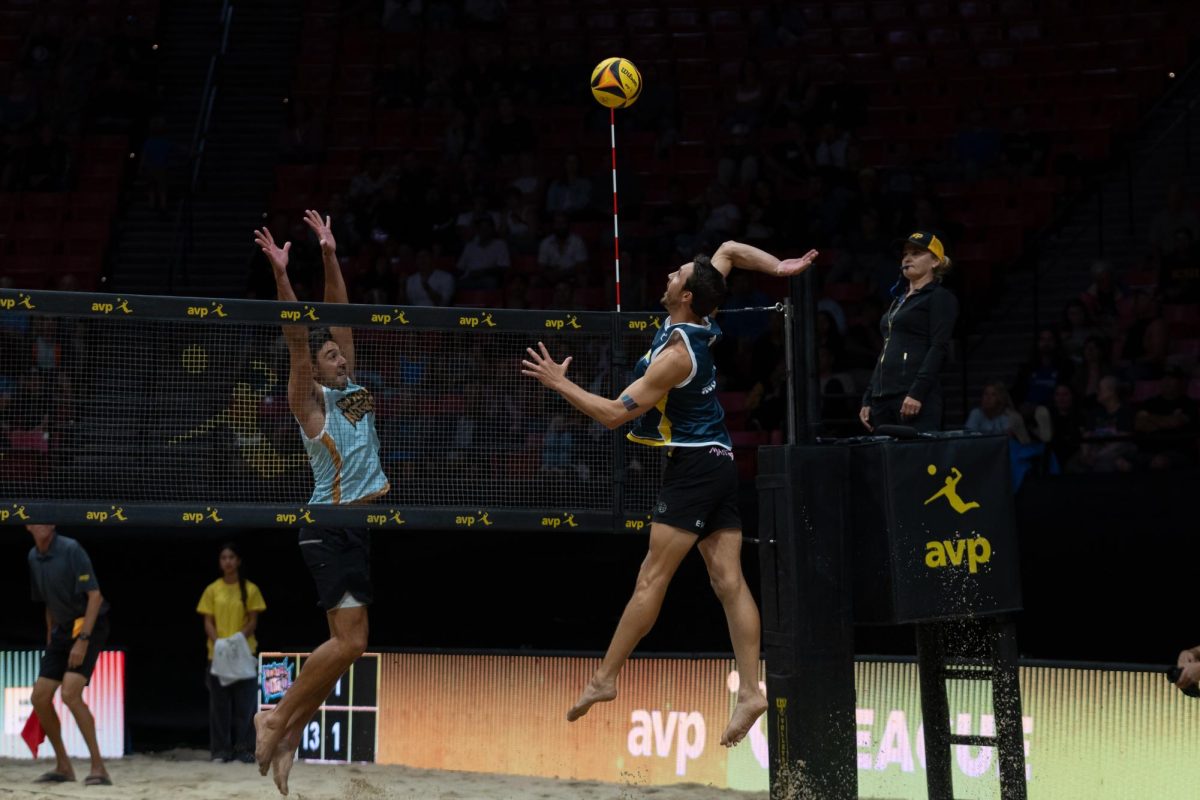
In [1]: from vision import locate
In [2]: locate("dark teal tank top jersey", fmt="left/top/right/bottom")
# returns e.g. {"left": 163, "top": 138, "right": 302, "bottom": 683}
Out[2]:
{"left": 627, "top": 317, "right": 733, "bottom": 449}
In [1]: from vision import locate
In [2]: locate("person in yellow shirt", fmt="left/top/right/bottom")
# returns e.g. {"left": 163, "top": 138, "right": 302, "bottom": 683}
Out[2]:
{"left": 196, "top": 543, "right": 266, "bottom": 763}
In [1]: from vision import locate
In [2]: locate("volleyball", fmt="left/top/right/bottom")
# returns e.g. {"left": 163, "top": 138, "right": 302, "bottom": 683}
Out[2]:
{"left": 590, "top": 57, "right": 642, "bottom": 109}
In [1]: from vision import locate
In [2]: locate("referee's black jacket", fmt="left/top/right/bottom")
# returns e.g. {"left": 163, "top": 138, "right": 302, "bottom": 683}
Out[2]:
{"left": 863, "top": 281, "right": 959, "bottom": 405}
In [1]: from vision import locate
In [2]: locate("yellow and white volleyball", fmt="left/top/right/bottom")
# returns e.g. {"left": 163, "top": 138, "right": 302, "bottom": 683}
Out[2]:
{"left": 590, "top": 57, "right": 642, "bottom": 109}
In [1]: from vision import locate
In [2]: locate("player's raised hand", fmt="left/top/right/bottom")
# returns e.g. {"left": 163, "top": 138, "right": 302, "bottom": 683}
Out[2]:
{"left": 775, "top": 249, "right": 819, "bottom": 277}
{"left": 303, "top": 209, "right": 337, "bottom": 255}
{"left": 254, "top": 227, "right": 291, "bottom": 275}
{"left": 521, "top": 341, "right": 573, "bottom": 390}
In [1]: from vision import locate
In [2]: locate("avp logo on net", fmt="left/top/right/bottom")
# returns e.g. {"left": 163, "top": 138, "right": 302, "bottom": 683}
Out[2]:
{"left": 459, "top": 312, "right": 496, "bottom": 328}
{"left": 541, "top": 513, "right": 578, "bottom": 529}
{"left": 370, "top": 309, "right": 409, "bottom": 326}
{"left": 627, "top": 316, "right": 662, "bottom": 331}
{"left": 186, "top": 302, "right": 228, "bottom": 319}
{"left": 181, "top": 507, "right": 224, "bottom": 524}
{"left": 366, "top": 509, "right": 407, "bottom": 526}
{"left": 91, "top": 298, "right": 133, "bottom": 315}
{"left": 0, "top": 293, "right": 35, "bottom": 311}
{"left": 280, "top": 306, "right": 319, "bottom": 322}
{"left": 0, "top": 504, "right": 30, "bottom": 522}
{"left": 455, "top": 511, "right": 493, "bottom": 527}
{"left": 85, "top": 506, "right": 127, "bottom": 523}
{"left": 545, "top": 315, "right": 581, "bottom": 330}
{"left": 275, "top": 509, "right": 316, "bottom": 525}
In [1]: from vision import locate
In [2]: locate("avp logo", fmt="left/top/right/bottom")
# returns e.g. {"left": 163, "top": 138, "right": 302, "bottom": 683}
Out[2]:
{"left": 366, "top": 509, "right": 407, "bottom": 526}
{"left": 923, "top": 465, "right": 980, "bottom": 514}
{"left": 186, "top": 302, "right": 228, "bottom": 319}
{"left": 370, "top": 309, "right": 410, "bottom": 326}
{"left": 925, "top": 535, "right": 992, "bottom": 574}
{"left": 275, "top": 508, "right": 316, "bottom": 525}
{"left": 181, "top": 507, "right": 224, "bottom": 524}
{"left": 459, "top": 312, "right": 496, "bottom": 328}
{"left": 545, "top": 314, "right": 582, "bottom": 330}
{"left": 0, "top": 293, "right": 36, "bottom": 311}
{"left": 91, "top": 297, "right": 133, "bottom": 315}
{"left": 625, "top": 516, "right": 650, "bottom": 531}
{"left": 85, "top": 506, "right": 127, "bottom": 523}
{"left": 541, "top": 512, "right": 578, "bottom": 529}
{"left": 0, "top": 504, "right": 30, "bottom": 523}
{"left": 455, "top": 511, "right": 493, "bottom": 527}
{"left": 627, "top": 316, "right": 663, "bottom": 332}
{"left": 280, "top": 305, "right": 320, "bottom": 322}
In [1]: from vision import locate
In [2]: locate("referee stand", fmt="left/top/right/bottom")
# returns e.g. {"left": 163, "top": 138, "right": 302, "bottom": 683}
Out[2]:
{"left": 757, "top": 274, "right": 1026, "bottom": 800}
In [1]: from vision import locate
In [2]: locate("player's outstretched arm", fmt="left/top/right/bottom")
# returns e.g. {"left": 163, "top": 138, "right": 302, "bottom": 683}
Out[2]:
{"left": 521, "top": 338, "right": 691, "bottom": 430}
{"left": 304, "top": 209, "right": 356, "bottom": 374}
{"left": 711, "top": 240, "right": 819, "bottom": 279}
{"left": 256, "top": 226, "right": 324, "bottom": 437}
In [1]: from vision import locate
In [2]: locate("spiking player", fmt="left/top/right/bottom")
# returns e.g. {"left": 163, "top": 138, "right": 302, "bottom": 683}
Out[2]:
{"left": 522, "top": 240, "right": 817, "bottom": 746}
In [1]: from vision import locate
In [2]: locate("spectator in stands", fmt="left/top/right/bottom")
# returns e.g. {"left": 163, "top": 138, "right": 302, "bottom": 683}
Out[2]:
{"left": 1130, "top": 318, "right": 1170, "bottom": 381}
{"left": 814, "top": 122, "right": 850, "bottom": 169}
{"left": 348, "top": 154, "right": 392, "bottom": 217}
{"left": 771, "top": 64, "right": 816, "bottom": 128}
{"left": 279, "top": 100, "right": 324, "bottom": 164}
{"left": 725, "top": 59, "right": 768, "bottom": 136}
{"left": 1134, "top": 367, "right": 1199, "bottom": 470}
{"left": 510, "top": 151, "right": 543, "bottom": 199}
{"left": 1080, "top": 260, "right": 1124, "bottom": 325}
{"left": 1120, "top": 291, "right": 1161, "bottom": 364}
{"left": 1061, "top": 299, "right": 1101, "bottom": 362}
{"left": 766, "top": 118, "right": 816, "bottom": 182}
{"left": 746, "top": 359, "right": 787, "bottom": 434}
{"left": 1001, "top": 106, "right": 1046, "bottom": 177}
{"left": 456, "top": 215, "right": 509, "bottom": 290}
{"left": 953, "top": 105, "right": 1002, "bottom": 181}
{"left": 719, "top": 272, "right": 771, "bottom": 343}
{"left": 699, "top": 184, "right": 742, "bottom": 238}
{"left": 1150, "top": 183, "right": 1200, "bottom": 260}
{"left": 1071, "top": 335, "right": 1113, "bottom": 402}
{"left": 485, "top": 97, "right": 534, "bottom": 164}
{"left": 536, "top": 213, "right": 588, "bottom": 286}
{"left": 1048, "top": 383, "right": 1084, "bottom": 467}
{"left": 966, "top": 380, "right": 1031, "bottom": 443}
{"left": 844, "top": 295, "right": 886, "bottom": 371}
{"left": 138, "top": 116, "right": 171, "bottom": 213}
{"left": 454, "top": 194, "right": 501, "bottom": 241}
{"left": 324, "top": 194, "right": 361, "bottom": 257}
{"left": 1013, "top": 328, "right": 1072, "bottom": 408}
{"left": 545, "top": 153, "right": 592, "bottom": 218}
{"left": 1070, "top": 375, "right": 1135, "bottom": 473}
{"left": 0, "top": 72, "right": 40, "bottom": 137}
{"left": 404, "top": 249, "right": 454, "bottom": 306}
{"left": 499, "top": 187, "right": 537, "bottom": 251}
{"left": 462, "top": 0, "right": 508, "bottom": 30}
{"left": 1159, "top": 228, "right": 1200, "bottom": 302}
{"left": 818, "top": 345, "right": 856, "bottom": 433}
{"left": 504, "top": 275, "right": 529, "bottom": 309}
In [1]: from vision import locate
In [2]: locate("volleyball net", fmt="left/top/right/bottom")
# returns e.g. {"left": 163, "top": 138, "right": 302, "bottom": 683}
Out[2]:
{"left": 0, "top": 289, "right": 784, "bottom": 532}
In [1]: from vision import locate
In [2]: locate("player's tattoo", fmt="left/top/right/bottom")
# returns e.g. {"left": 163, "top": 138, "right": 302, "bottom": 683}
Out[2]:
{"left": 620, "top": 394, "right": 639, "bottom": 411}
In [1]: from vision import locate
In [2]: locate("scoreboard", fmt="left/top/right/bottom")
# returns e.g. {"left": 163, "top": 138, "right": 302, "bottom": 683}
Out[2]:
{"left": 258, "top": 652, "right": 379, "bottom": 763}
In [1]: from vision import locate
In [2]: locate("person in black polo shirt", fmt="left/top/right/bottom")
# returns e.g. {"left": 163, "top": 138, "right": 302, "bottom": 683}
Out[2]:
{"left": 26, "top": 524, "right": 111, "bottom": 786}
{"left": 860, "top": 231, "right": 960, "bottom": 433}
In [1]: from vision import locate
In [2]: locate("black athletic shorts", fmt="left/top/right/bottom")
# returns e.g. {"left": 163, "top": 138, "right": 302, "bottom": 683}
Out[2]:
{"left": 651, "top": 445, "right": 741, "bottom": 538}
{"left": 40, "top": 614, "right": 110, "bottom": 684}
{"left": 298, "top": 526, "right": 373, "bottom": 611}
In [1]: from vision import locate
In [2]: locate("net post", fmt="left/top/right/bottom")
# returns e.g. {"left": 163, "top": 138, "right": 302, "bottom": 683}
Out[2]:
{"left": 610, "top": 107, "right": 622, "bottom": 313}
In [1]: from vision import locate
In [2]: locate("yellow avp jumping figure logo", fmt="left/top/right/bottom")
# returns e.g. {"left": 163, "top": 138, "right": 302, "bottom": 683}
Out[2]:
{"left": 924, "top": 464, "right": 980, "bottom": 514}
{"left": 0, "top": 293, "right": 36, "bottom": 311}
{"left": 922, "top": 463, "right": 991, "bottom": 574}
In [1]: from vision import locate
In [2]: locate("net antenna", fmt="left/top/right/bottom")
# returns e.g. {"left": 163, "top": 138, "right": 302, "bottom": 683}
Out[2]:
{"left": 609, "top": 107, "right": 622, "bottom": 312}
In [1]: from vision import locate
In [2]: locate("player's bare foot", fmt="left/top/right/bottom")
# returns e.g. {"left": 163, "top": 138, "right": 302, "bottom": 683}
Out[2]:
{"left": 254, "top": 710, "right": 279, "bottom": 775}
{"left": 271, "top": 740, "right": 296, "bottom": 796}
{"left": 566, "top": 678, "right": 617, "bottom": 721}
{"left": 721, "top": 693, "right": 768, "bottom": 747}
